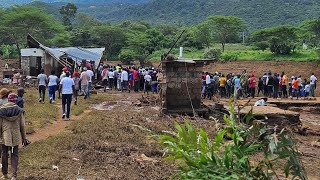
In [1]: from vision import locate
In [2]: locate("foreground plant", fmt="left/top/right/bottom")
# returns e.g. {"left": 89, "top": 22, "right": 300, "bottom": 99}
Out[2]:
{"left": 159, "top": 102, "right": 307, "bottom": 179}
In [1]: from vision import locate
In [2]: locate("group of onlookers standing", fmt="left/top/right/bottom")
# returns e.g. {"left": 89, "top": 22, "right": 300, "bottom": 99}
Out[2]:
{"left": 202, "top": 71, "right": 317, "bottom": 100}
{"left": 98, "top": 64, "right": 159, "bottom": 95}
{"left": 36, "top": 64, "right": 160, "bottom": 120}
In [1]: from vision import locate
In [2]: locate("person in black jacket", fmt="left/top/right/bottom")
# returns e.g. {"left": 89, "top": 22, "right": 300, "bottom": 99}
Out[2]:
{"left": 257, "top": 77, "right": 264, "bottom": 97}
{"left": 266, "top": 72, "right": 274, "bottom": 98}
{"left": 273, "top": 73, "right": 280, "bottom": 99}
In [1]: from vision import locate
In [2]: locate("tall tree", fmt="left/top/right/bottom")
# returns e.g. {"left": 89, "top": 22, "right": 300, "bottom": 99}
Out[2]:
{"left": 60, "top": 3, "right": 77, "bottom": 30}
{"left": 300, "top": 19, "right": 320, "bottom": 47}
{"left": 208, "top": 16, "right": 246, "bottom": 52}
{"left": 252, "top": 26, "right": 298, "bottom": 55}
{"left": 93, "top": 25, "right": 127, "bottom": 59}
{"left": 193, "top": 22, "right": 213, "bottom": 48}
{"left": 0, "top": 6, "right": 64, "bottom": 68}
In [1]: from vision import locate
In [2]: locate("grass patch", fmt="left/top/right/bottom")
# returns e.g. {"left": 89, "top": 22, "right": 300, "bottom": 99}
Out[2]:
{"left": 24, "top": 89, "right": 58, "bottom": 134}
{"left": 147, "top": 43, "right": 319, "bottom": 62}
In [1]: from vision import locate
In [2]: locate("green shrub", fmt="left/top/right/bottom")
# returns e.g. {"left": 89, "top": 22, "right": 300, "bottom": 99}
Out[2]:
{"left": 221, "top": 53, "right": 239, "bottom": 62}
{"left": 203, "top": 48, "right": 222, "bottom": 60}
{"left": 159, "top": 101, "right": 307, "bottom": 179}
{"left": 119, "top": 48, "right": 135, "bottom": 64}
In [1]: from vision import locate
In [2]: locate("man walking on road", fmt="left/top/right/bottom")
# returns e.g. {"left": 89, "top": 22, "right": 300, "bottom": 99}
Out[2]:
{"left": 37, "top": 69, "right": 47, "bottom": 103}
{"left": 60, "top": 71, "right": 75, "bottom": 121}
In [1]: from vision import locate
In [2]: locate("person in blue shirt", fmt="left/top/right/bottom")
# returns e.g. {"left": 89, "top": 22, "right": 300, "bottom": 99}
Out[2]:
{"left": 234, "top": 75, "right": 241, "bottom": 99}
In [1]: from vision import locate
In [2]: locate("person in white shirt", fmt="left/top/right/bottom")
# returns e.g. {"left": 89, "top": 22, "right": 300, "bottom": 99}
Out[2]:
{"left": 121, "top": 68, "right": 130, "bottom": 93}
{"left": 86, "top": 67, "right": 94, "bottom": 98}
{"left": 48, "top": 70, "right": 58, "bottom": 103}
{"left": 205, "top": 72, "right": 211, "bottom": 85}
{"left": 144, "top": 72, "right": 152, "bottom": 94}
{"left": 254, "top": 98, "right": 268, "bottom": 106}
{"left": 108, "top": 69, "right": 114, "bottom": 90}
{"left": 310, "top": 73, "right": 317, "bottom": 97}
{"left": 59, "top": 71, "right": 74, "bottom": 121}
{"left": 37, "top": 69, "right": 47, "bottom": 103}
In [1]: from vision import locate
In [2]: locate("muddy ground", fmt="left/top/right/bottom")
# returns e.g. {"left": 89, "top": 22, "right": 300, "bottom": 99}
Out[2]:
{"left": 16, "top": 89, "right": 320, "bottom": 180}
{"left": 15, "top": 60, "right": 320, "bottom": 179}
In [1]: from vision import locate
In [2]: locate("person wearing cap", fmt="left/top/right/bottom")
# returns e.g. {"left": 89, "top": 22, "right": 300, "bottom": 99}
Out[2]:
{"left": 17, "top": 88, "right": 25, "bottom": 109}
{"left": 60, "top": 71, "right": 75, "bottom": 120}
{"left": 0, "top": 88, "right": 11, "bottom": 106}
{"left": 37, "top": 69, "right": 47, "bottom": 103}
{"left": 0, "top": 93, "right": 27, "bottom": 180}
{"left": 48, "top": 70, "right": 58, "bottom": 104}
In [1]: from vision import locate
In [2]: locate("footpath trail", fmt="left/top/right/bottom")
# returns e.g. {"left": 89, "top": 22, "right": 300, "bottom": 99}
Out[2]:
{"left": 27, "top": 104, "right": 92, "bottom": 143}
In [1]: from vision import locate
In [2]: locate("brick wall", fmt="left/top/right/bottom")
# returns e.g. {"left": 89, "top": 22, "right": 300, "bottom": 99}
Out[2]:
{"left": 21, "top": 57, "right": 30, "bottom": 75}
{"left": 161, "top": 61, "right": 204, "bottom": 113}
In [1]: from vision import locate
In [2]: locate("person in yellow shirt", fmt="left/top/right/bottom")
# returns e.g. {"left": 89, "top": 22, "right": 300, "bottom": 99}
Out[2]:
{"left": 219, "top": 74, "right": 227, "bottom": 98}
{"left": 281, "top": 72, "right": 288, "bottom": 98}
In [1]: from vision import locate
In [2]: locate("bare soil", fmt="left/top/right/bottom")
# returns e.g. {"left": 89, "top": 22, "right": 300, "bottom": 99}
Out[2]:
{"left": 16, "top": 60, "right": 320, "bottom": 179}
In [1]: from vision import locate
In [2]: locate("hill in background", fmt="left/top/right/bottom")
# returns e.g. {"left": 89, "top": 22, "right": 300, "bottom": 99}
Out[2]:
{"left": 2, "top": 0, "right": 320, "bottom": 30}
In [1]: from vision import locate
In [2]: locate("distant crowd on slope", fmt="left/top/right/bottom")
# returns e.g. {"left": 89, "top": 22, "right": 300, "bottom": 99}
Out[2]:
{"left": 201, "top": 70, "right": 317, "bottom": 100}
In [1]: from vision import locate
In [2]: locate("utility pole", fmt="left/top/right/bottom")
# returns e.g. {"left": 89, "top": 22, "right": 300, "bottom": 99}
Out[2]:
{"left": 242, "top": 32, "right": 245, "bottom": 44}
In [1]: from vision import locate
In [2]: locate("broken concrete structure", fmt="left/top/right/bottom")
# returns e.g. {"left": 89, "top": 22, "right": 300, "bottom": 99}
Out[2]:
{"left": 21, "top": 34, "right": 105, "bottom": 76}
{"left": 161, "top": 59, "right": 213, "bottom": 114}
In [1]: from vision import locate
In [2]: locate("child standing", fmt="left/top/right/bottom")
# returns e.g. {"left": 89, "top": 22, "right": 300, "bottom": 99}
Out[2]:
{"left": 305, "top": 82, "right": 311, "bottom": 97}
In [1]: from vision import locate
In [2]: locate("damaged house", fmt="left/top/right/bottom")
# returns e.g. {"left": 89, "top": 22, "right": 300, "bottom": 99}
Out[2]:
{"left": 21, "top": 34, "right": 105, "bottom": 76}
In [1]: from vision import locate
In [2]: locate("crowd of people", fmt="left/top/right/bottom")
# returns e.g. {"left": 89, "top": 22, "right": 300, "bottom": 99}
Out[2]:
{"left": 202, "top": 71, "right": 318, "bottom": 100}
{"left": 35, "top": 63, "right": 160, "bottom": 120}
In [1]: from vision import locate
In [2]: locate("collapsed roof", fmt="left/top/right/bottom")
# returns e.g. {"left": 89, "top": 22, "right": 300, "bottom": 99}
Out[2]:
{"left": 26, "top": 34, "right": 105, "bottom": 68}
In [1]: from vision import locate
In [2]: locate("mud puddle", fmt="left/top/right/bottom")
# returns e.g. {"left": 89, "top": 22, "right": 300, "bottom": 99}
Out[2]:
{"left": 91, "top": 101, "right": 132, "bottom": 111}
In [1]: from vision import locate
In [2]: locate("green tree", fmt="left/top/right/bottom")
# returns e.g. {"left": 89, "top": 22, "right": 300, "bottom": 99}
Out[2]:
{"left": 49, "top": 33, "right": 71, "bottom": 47}
{"left": 252, "top": 26, "right": 298, "bottom": 55}
{"left": 300, "top": 19, "right": 320, "bottom": 47}
{"left": 74, "top": 13, "right": 102, "bottom": 29}
{"left": 125, "top": 32, "right": 149, "bottom": 63}
{"left": 0, "top": 6, "right": 64, "bottom": 68}
{"left": 145, "top": 29, "right": 165, "bottom": 54}
{"left": 208, "top": 16, "right": 246, "bottom": 52}
{"left": 93, "top": 25, "right": 127, "bottom": 59}
{"left": 193, "top": 22, "right": 213, "bottom": 48}
{"left": 70, "top": 28, "right": 93, "bottom": 47}
{"left": 60, "top": 3, "right": 77, "bottom": 29}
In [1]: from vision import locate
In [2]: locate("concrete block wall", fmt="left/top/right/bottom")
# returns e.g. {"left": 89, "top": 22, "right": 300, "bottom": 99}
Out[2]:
{"left": 161, "top": 61, "right": 204, "bottom": 112}
{"left": 21, "top": 57, "right": 30, "bottom": 75}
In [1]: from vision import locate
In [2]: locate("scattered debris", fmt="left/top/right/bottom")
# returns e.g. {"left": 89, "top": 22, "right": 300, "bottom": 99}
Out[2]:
{"left": 52, "top": 165, "right": 59, "bottom": 171}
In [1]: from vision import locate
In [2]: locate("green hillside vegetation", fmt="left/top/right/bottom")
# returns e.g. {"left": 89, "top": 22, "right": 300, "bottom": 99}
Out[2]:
{"left": 0, "top": 3, "right": 320, "bottom": 64}
{"left": 22, "top": 0, "right": 320, "bottom": 31}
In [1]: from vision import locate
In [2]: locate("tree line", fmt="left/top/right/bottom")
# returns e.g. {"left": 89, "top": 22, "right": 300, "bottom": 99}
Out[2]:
{"left": 0, "top": 3, "right": 320, "bottom": 65}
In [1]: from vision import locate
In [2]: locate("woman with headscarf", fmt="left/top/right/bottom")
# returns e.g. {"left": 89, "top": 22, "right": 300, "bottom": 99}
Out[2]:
{"left": 0, "top": 93, "right": 27, "bottom": 180}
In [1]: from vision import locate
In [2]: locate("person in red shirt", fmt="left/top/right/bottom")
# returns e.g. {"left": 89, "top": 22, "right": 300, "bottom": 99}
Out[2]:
{"left": 248, "top": 73, "right": 257, "bottom": 98}
{"left": 133, "top": 67, "right": 139, "bottom": 92}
